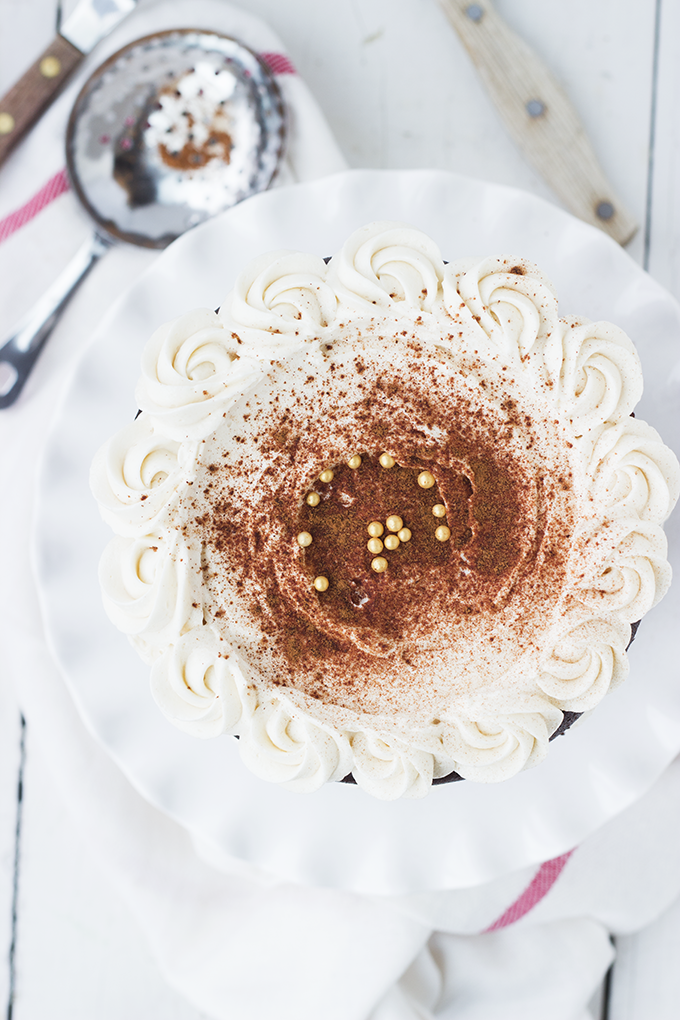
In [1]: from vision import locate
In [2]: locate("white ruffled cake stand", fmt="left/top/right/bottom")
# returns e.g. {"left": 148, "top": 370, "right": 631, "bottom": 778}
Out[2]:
{"left": 33, "top": 169, "right": 680, "bottom": 895}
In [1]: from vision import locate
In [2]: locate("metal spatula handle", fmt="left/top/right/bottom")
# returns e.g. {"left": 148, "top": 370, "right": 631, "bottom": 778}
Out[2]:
{"left": 0, "top": 231, "right": 110, "bottom": 409}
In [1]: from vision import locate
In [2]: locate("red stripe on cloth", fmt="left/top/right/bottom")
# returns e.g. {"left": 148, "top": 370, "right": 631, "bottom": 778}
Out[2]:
{"left": 0, "top": 168, "right": 70, "bottom": 245}
{"left": 259, "top": 51, "right": 297, "bottom": 76}
{"left": 482, "top": 849, "right": 575, "bottom": 933}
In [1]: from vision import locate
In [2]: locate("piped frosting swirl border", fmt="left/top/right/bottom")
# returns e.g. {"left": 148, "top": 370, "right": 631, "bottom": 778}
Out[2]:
{"left": 91, "top": 222, "right": 679, "bottom": 799}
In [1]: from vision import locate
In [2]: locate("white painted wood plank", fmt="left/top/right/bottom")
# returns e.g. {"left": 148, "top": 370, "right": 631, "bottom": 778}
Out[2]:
{"left": 0, "top": 0, "right": 658, "bottom": 258}
{"left": 0, "top": 0, "right": 60, "bottom": 93}
{"left": 0, "top": 2, "right": 671, "bottom": 1018}
{"left": 247, "top": 0, "right": 655, "bottom": 264}
{"left": 0, "top": 674, "right": 23, "bottom": 1015}
{"left": 609, "top": 895, "right": 680, "bottom": 1019}
{"left": 59, "top": 0, "right": 82, "bottom": 23}
{"left": 646, "top": 0, "right": 680, "bottom": 299}
{"left": 606, "top": 2, "right": 680, "bottom": 1005}
{"left": 438, "top": 0, "right": 637, "bottom": 244}
{"left": 493, "top": 0, "right": 656, "bottom": 267}
{"left": 11, "top": 724, "right": 208, "bottom": 1020}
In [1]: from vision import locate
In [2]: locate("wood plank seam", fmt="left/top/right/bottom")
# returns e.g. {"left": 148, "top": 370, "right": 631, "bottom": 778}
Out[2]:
{"left": 6, "top": 716, "right": 26, "bottom": 1020}
{"left": 643, "top": 0, "right": 663, "bottom": 271}
{"left": 604, "top": 9, "right": 663, "bottom": 1019}
{"left": 602, "top": 946, "right": 614, "bottom": 1020}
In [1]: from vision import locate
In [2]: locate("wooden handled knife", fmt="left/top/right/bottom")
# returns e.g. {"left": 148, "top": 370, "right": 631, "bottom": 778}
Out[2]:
{"left": 438, "top": 0, "right": 637, "bottom": 245}
{"left": 0, "top": 0, "right": 137, "bottom": 168}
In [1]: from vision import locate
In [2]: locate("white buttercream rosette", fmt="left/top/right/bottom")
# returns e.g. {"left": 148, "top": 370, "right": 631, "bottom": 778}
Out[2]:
{"left": 569, "top": 519, "right": 671, "bottom": 621}
{"left": 238, "top": 696, "right": 352, "bottom": 793}
{"left": 327, "top": 220, "right": 444, "bottom": 315}
{"left": 218, "top": 250, "right": 337, "bottom": 353}
{"left": 439, "top": 706, "right": 562, "bottom": 784}
{"left": 151, "top": 628, "right": 253, "bottom": 738}
{"left": 90, "top": 415, "right": 197, "bottom": 537}
{"left": 92, "top": 222, "right": 679, "bottom": 799}
{"left": 443, "top": 254, "right": 559, "bottom": 361}
{"left": 545, "top": 318, "right": 643, "bottom": 430}
{"left": 98, "top": 531, "right": 202, "bottom": 663}
{"left": 588, "top": 417, "right": 680, "bottom": 522}
{"left": 136, "top": 308, "right": 263, "bottom": 440}
{"left": 348, "top": 732, "right": 436, "bottom": 800}
{"left": 534, "top": 616, "right": 630, "bottom": 712}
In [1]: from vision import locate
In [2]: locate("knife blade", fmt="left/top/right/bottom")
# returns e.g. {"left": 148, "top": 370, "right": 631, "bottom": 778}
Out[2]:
{"left": 438, "top": 0, "right": 637, "bottom": 245}
{"left": 0, "top": 0, "right": 137, "bottom": 168}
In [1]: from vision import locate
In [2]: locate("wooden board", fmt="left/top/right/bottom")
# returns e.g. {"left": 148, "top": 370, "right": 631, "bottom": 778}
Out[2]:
{"left": 1, "top": 0, "right": 679, "bottom": 1016}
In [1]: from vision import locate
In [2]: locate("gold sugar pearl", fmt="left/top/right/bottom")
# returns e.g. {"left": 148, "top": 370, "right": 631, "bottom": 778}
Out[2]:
{"left": 384, "top": 534, "right": 400, "bottom": 551}
{"left": 313, "top": 576, "right": 329, "bottom": 592}
{"left": 379, "top": 453, "right": 395, "bottom": 469}
{"left": 347, "top": 455, "right": 362, "bottom": 469}
{"left": 367, "top": 537, "right": 384, "bottom": 554}
{"left": 371, "top": 556, "right": 388, "bottom": 573}
{"left": 306, "top": 492, "right": 320, "bottom": 507}
{"left": 432, "top": 504, "right": 446, "bottom": 518}
{"left": 297, "top": 531, "right": 313, "bottom": 547}
{"left": 397, "top": 527, "right": 412, "bottom": 542}
{"left": 386, "top": 514, "right": 403, "bottom": 532}
{"left": 435, "top": 525, "right": 451, "bottom": 542}
{"left": 367, "top": 521, "right": 384, "bottom": 538}
{"left": 319, "top": 469, "right": 334, "bottom": 483}
{"left": 418, "top": 471, "right": 435, "bottom": 489}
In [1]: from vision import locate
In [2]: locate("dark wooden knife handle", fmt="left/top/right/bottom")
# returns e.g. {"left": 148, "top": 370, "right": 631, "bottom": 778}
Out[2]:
{"left": 0, "top": 35, "right": 82, "bottom": 167}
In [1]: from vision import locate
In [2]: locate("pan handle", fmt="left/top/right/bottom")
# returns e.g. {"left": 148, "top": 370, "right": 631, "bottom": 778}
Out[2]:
{"left": 0, "top": 231, "right": 111, "bottom": 409}
{"left": 0, "top": 35, "right": 83, "bottom": 168}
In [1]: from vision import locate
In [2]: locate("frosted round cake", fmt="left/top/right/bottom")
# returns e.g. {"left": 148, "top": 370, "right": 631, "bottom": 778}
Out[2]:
{"left": 91, "top": 222, "right": 679, "bottom": 799}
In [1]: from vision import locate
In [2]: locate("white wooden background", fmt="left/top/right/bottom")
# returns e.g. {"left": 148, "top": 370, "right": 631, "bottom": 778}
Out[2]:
{"left": 1, "top": 0, "right": 680, "bottom": 1016}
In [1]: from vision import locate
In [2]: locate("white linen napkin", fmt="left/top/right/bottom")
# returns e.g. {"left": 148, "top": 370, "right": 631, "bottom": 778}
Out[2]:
{"left": 2, "top": 2, "right": 680, "bottom": 1018}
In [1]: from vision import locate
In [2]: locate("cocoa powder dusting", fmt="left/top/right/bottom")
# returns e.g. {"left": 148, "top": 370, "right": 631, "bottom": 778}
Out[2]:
{"left": 187, "top": 344, "right": 576, "bottom": 722}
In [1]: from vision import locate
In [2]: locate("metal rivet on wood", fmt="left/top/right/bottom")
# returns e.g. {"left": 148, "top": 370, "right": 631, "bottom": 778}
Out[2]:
{"left": 39, "top": 56, "right": 62, "bottom": 79}
{"left": 526, "top": 99, "right": 546, "bottom": 117}
{"left": 437, "top": 0, "right": 638, "bottom": 244}
{"left": 596, "top": 201, "right": 615, "bottom": 221}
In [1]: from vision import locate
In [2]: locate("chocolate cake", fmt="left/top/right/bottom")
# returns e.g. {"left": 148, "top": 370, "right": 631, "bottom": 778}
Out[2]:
{"left": 91, "top": 222, "right": 679, "bottom": 798}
